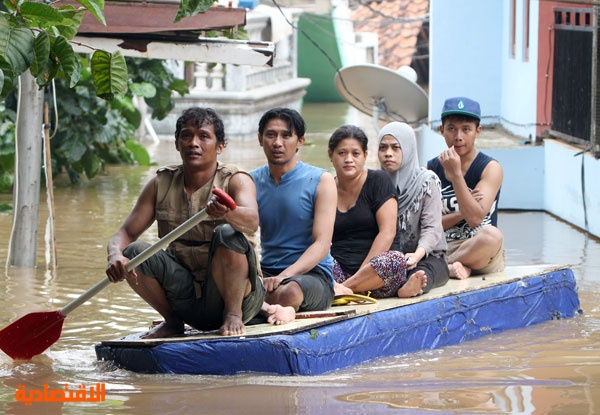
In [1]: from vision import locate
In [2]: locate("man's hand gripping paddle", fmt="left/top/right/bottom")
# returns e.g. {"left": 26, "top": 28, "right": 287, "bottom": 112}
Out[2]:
{"left": 0, "top": 188, "right": 236, "bottom": 360}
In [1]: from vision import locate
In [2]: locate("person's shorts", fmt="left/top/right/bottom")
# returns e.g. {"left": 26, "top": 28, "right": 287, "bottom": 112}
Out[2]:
{"left": 446, "top": 239, "right": 506, "bottom": 275}
{"left": 262, "top": 266, "right": 334, "bottom": 311}
{"left": 124, "top": 224, "right": 265, "bottom": 331}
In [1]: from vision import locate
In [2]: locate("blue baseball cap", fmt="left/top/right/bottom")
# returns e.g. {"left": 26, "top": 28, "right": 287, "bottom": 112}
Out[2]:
{"left": 441, "top": 97, "right": 481, "bottom": 120}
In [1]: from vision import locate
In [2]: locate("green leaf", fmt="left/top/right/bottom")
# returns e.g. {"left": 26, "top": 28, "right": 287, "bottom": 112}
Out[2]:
{"left": 91, "top": 50, "right": 128, "bottom": 100}
{"left": 2, "top": 0, "right": 17, "bottom": 13}
{"left": 81, "top": 150, "right": 101, "bottom": 178}
{"left": 129, "top": 82, "right": 156, "bottom": 98}
{"left": 0, "top": 15, "right": 34, "bottom": 76}
{"left": 0, "top": 147, "right": 14, "bottom": 166}
{"left": 111, "top": 95, "right": 141, "bottom": 128}
{"left": 21, "top": 2, "right": 65, "bottom": 25}
{"left": 169, "top": 78, "right": 190, "bottom": 95}
{"left": 76, "top": 0, "right": 106, "bottom": 26}
{"left": 54, "top": 7, "right": 85, "bottom": 40}
{"left": 36, "top": 54, "right": 58, "bottom": 89}
{"left": 0, "top": 56, "right": 15, "bottom": 97}
{"left": 145, "top": 87, "right": 173, "bottom": 120}
{"left": 64, "top": 139, "right": 87, "bottom": 162}
{"left": 0, "top": 201, "right": 12, "bottom": 212}
{"left": 174, "top": 0, "right": 213, "bottom": 23}
{"left": 125, "top": 139, "right": 150, "bottom": 165}
{"left": 30, "top": 31, "right": 50, "bottom": 77}
{"left": 52, "top": 36, "right": 80, "bottom": 87}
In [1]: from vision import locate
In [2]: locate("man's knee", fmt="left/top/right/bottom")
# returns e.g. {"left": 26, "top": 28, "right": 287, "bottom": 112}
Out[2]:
{"left": 212, "top": 224, "right": 249, "bottom": 254}
{"left": 268, "top": 282, "right": 303, "bottom": 308}
{"left": 123, "top": 241, "right": 151, "bottom": 259}
{"left": 476, "top": 226, "right": 503, "bottom": 246}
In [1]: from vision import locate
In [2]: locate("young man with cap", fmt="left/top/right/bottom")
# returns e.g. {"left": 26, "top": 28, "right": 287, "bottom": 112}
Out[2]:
{"left": 426, "top": 97, "right": 505, "bottom": 279}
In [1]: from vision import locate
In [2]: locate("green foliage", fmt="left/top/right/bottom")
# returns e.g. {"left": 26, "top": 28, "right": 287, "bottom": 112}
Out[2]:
{"left": 46, "top": 55, "right": 164, "bottom": 184}
{"left": 174, "top": 0, "right": 214, "bottom": 23}
{"left": 91, "top": 50, "right": 128, "bottom": 100}
{"left": 0, "top": 0, "right": 118, "bottom": 100}
{"left": 126, "top": 59, "right": 189, "bottom": 120}
{"left": 0, "top": 0, "right": 224, "bottom": 188}
{"left": 0, "top": 54, "right": 188, "bottom": 186}
{"left": 126, "top": 139, "right": 151, "bottom": 166}
{"left": 0, "top": 99, "right": 15, "bottom": 192}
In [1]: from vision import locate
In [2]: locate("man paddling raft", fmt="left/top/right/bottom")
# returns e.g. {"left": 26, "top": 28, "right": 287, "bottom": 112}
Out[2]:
{"left": 105, "top": 107, "right": 295, "bottom": 338}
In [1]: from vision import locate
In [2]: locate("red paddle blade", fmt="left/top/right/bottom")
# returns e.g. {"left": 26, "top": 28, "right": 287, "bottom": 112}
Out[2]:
{"left": 0, "top": 311, "right": 65, "bottom": 360}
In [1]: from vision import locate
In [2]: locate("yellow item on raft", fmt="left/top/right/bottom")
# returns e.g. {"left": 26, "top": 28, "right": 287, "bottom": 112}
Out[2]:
{"left": 332, "top": 293, "right": 378, "bottom": 306}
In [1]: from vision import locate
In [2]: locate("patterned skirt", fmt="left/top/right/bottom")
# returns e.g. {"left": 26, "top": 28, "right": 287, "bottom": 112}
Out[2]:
{"left": 333, "top": 250, "right": 407, "bottom": 298}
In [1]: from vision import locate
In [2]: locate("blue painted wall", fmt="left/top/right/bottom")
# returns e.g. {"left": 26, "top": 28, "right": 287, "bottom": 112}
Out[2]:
{"left": 544, "top": 140, "right": 600, "bottom": 236}
{"left": 486, "top": 146, "right": 544, "bottom": 211}
{"left": 499, "top": 1, "right": 539, "bottom": 139}
{"left": 429, "top": 0, "right": 503, "bottom": 127}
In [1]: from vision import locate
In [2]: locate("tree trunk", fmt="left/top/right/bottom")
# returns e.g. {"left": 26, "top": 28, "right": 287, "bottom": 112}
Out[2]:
{"left": 9, "top": 71, "right": 44, "bottom": 267}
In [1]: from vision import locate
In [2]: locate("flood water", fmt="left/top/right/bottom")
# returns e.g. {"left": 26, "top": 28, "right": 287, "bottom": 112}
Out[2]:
{"left": 0, "top": 103, "right": 599, "bottom": 414}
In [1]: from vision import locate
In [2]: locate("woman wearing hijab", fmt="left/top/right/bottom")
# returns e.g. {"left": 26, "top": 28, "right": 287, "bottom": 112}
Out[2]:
{"left": 378, "top": 122, "right": 449, "bottom": 294}
{"left": 328, "top": 125, "right": 427, "bottom": 298}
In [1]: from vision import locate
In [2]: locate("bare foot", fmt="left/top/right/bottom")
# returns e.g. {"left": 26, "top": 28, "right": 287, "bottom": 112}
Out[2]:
{"left": 219, "top": 313, "right": 246, "bottom": 336}
{"left": 140, "top": 321, "right": 184, "bottom": 339}
{"left": 449, "top": 262, "right": 471, "bottom": 279}
{"left": 397, "top": 270, "right": 428, "bottom": 298}
{"left": 334, "top": 281, "right": 353, "bottom": 295}
{"left": 265, "top": 304, "right": 296, "bottom": 325}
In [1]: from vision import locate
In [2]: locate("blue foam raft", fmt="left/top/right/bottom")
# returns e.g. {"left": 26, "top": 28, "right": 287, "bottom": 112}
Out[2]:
{"left": 95, "top": 266, "right": 581, "bottom": 375}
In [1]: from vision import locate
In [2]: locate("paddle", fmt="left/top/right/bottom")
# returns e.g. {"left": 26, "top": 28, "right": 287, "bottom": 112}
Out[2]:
{"left": 0, "top": 188, "right": 236, "bottom": 360}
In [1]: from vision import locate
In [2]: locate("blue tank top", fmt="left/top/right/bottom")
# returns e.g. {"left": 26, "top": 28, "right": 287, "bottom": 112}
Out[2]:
{"left": 427, "top": 152, "right": 501, "bottom": 240}
{"left": 250, "top": 162, "right": 334, "bottom": 277}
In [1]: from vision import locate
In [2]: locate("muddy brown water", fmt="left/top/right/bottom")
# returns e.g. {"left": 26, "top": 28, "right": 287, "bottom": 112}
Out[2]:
{"left": 0, "top": 103, "right": 598, "bottom": 414}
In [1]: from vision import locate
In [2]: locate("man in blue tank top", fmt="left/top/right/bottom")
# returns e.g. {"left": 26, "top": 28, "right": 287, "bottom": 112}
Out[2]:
{"left": 427, "top": 97, "right": 506, "bottom": 279}
{"left": 251, "top": 108, "right": 337, "bottom": 312}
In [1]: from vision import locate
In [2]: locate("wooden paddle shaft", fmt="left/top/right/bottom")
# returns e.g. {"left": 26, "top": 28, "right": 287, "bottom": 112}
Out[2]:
{"left": 60, "top": 189, "right": 234, "bottom": 316}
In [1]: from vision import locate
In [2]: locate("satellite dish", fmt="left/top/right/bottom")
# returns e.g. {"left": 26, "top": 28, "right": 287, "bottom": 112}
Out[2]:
{"left": 334, "top": 64, "right": 428, "bottom": 128}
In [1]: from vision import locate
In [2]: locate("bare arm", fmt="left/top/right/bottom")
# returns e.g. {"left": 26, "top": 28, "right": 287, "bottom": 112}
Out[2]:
{"left": 277, "top": 171, "right": 337, "bottom": 279}
{"left": 207, "top": 172, "right": 259, "bottom": 234}
{"left": 106, "top": 178, "right": 158, "bottom": 282}
{"left": 358, "top": 197, "right": 397, "bottom": 269}
{"left": 440, "top": 148, "right": 503, "bottom": 228}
